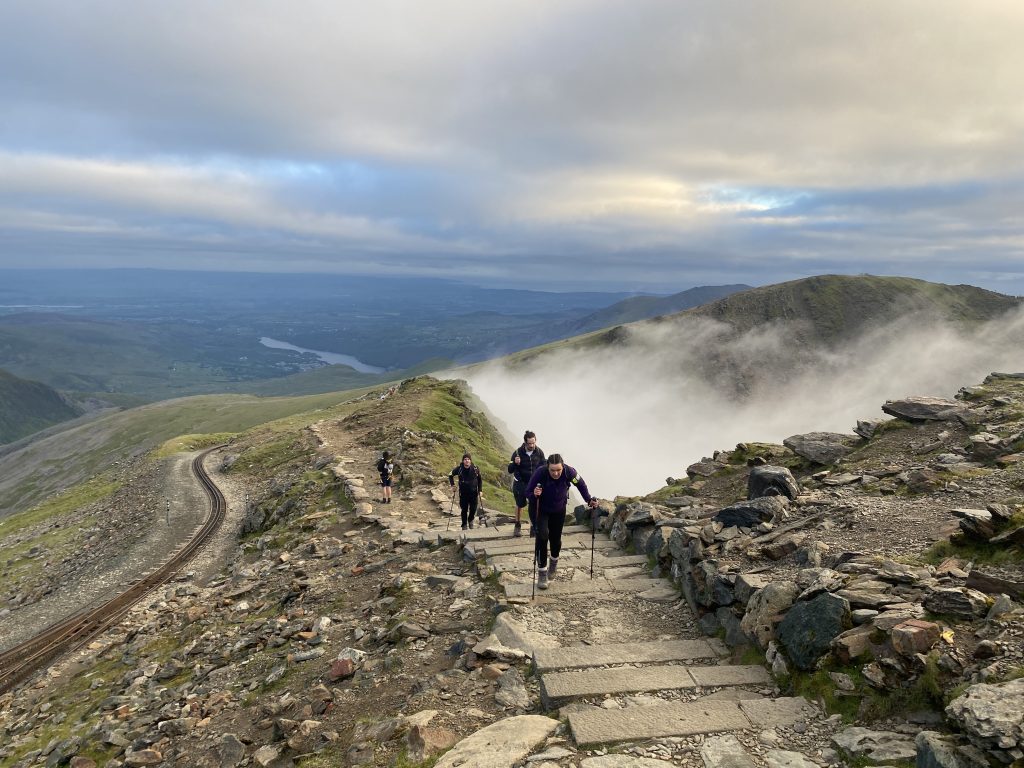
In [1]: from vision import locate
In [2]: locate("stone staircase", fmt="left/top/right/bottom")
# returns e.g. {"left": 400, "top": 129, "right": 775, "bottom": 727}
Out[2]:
{"left": 465, "top": 520, "right": 822, "bottom": 758}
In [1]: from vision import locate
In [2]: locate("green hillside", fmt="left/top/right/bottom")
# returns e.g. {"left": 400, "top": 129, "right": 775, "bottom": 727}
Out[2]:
{"left": 489, "top": 274, "right": 1023, "bottom": 370}
{"left": 0, "top": 369, "right": 81, "bottom": 444}
{"left": 0, "top": 386, "right": 378, "bottom": 519}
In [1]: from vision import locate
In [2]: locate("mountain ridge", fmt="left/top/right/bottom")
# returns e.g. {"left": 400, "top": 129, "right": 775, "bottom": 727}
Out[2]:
{"left": 0, "top": 368, "right": 81, "bottom": 445}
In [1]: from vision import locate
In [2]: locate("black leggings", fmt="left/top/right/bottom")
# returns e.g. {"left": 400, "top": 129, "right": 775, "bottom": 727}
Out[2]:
{"left": 535, "top": 507, "right": 567, "bottom": 569}
{"left": 459, "top": 493, "right": 478, "bottom": 526}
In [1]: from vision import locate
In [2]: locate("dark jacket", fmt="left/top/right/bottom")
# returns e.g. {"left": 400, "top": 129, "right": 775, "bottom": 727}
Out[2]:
{"left": 449, "top": 464, "right": 482, "bottom": 494}
{"left": 508, "top": 444, "right": 546, "bottom": 484}
{"left": 525, "top": 463, "right": 592, "bottom": 516}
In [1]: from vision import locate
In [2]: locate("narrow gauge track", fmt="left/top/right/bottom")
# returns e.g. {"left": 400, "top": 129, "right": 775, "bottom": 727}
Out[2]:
{"left": 0, "top": 447, "right": 227, "bottom": 696}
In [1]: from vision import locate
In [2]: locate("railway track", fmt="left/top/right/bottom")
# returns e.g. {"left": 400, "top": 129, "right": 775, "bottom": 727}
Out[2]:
{"left": 0, "top": 446, "right": 228, "bottom": 696}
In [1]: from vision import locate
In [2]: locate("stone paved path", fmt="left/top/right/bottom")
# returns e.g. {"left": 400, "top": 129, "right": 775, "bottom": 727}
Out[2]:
{"left": 330, "top": 457, "right": 831, "bottom": 767}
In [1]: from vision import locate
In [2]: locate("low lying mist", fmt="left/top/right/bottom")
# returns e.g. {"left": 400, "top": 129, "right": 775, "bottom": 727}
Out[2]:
{"left": 461, "top": 308, "right": 1024, "bottom": 498}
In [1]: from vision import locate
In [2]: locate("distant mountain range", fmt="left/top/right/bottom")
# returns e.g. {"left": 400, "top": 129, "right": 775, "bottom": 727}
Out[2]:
{"left": 0, "top": 369, "right": 81, "bottom": 445}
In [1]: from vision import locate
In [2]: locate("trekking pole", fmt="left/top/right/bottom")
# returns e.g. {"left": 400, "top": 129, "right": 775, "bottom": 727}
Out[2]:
{"left": 445, "top": 487, "right": 456, "bottom": 532}
{"left": 590, "top": 502, "right": 597, "bottom": 580}
{"left": 531, "top": 500, "right": 538, "bottom": 601}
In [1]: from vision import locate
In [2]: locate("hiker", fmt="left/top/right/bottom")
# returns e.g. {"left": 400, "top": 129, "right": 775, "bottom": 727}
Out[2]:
{"left": 507, "top": 430, "right": 545, "bottom": 537}
{"left": 449, "top": 453, "right": 483, "bottom": 530}
{"left": 526, "top": 453, "right": 599, "bottom": 589}
{"left": 376, "top": 451, "right": 395, "bottom": 504}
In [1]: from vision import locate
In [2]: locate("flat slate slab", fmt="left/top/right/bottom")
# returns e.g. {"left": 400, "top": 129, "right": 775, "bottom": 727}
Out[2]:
{"left": 462, "top": 525, "right": 591, "bottom": 542}
{"left": 487, "top": 553, "right": 648, "bottom": 573}
{"left": 688, "top": 665, "right": 772, "bottom": 687}
{"left": 481, "top": 537, "right": 619, "bottom": 558}
{"left": 569, "top": 699, "right": 751, "bottom": 746}
{"left": 541, "top": 665, "right": 698, "bottom": 707}
{"left": 738, "top": 697, "right": 819, "bottom": 728}
{"left": 533, "top": 639, "right": 721, "bottom": 672}
{"left": 504, "top": 579, "right": 616, "bottom": 598}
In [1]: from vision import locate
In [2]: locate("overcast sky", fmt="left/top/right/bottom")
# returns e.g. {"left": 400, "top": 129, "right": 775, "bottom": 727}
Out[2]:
{"left": 1, "top": 1, "right": 1023, "bottom": 292}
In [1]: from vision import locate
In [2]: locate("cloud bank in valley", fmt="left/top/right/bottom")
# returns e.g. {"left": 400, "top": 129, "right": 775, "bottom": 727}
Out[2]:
{"left": 462, "top": 308, "right": 1024, "bottom": 498}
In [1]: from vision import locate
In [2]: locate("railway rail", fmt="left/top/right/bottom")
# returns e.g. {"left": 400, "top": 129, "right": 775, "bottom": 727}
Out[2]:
{"left": 0, "top": 446, "right": 228, "bottom": 696}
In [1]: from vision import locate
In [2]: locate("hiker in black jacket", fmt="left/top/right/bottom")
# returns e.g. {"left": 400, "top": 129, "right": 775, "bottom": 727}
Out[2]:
{"left": 450, "top": 453, "right": 483, "bottom": 530}
{"left": 508, "top": 431, "right": 545, "bottom": 538}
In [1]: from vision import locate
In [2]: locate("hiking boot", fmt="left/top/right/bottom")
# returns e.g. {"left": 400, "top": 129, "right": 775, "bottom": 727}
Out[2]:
{"left": 537, "top": 568, "right": 548, "bottom": 590}
{"left": 461, "top": 524, "right": 468, "bottom": 531}
{"left": 513, "top": 522, "right": 522, "bottom": 538}
{"left": 548, "top": 557, "right": 559, "bottom": 579}
{"left": 469, "top": 519, "right": 474, "bottom": 529}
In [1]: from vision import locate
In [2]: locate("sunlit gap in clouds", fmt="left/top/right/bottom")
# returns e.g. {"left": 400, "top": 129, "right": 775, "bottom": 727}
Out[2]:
{"left": 456, "top": 308, "right": 1024, "bottom": 499}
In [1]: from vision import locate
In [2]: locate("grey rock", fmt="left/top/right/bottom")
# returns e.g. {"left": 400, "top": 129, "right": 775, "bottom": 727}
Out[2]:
{"left": 434, "top": 715, "right": 558, "bottom": 768}
{"left": 687, "top": 459, "right": 729, "bottom": 478}
{"left": 495, "top": 668, "right": 532, "bottom": 710}
{"left": 831, "top": 727, "right": 916, "bottom": 763}
{"left": 740, "top": 581, "right": 799, "bottom": 649}
{"left": 854, "top": 420, "right": 882, "bottom": 439}
{"left": 945, "top": 678, "right": 1024, "bottom": 756}
{"left": 747, "top": 466, "right": 800, "bottom": 501}
{"left": 882, "top": 396, "right": 969, "bottom": 422}
{"left": 765, "top": 750, "right": 821, "bottom": 768}
{"left": 218, "top": 734, "right": 246, "bottom": 768}
{"left": 923, "top": 588, "right": 990, "bottom": 619}
{"left": 716, "top": 606, "right": 747, "bottom": 647}
{"left": 624, "top": 503, "right": 662, "bottom": 529}
{"left": 783, "top": 432, "right": 858, "bottom": 465}
{"left": 581, "top": 758, "right": 671, "bottom": 768}
{"left": 777, "top": 592, "right": 852, "bottom": 671}
{"left": 700, "top": 734, "right": 756, "bottom": 768}
{"left": 715, "top": 497, "right": 788, "bottom": 528}
{"left": 735, "top": 573, "right": 770, "bottom": 606}
{"left": 915, "top": 732, "right": 971, "bottom": 768}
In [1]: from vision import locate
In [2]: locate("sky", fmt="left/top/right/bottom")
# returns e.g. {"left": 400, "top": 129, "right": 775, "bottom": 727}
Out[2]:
{"left": 1, "top": 1, "right": 1024, "bottom": 292}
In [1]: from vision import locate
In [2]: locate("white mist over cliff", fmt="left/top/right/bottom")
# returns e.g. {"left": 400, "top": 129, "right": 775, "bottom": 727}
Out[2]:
{"left": 462, "top": 309, "right": 1024, "bottom": 498}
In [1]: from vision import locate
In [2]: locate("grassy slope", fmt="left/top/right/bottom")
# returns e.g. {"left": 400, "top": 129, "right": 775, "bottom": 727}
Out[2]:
{"left": 0, "top": 387, "right": 378, "bottom": 520}
{"left": 0, "top": 368, "right": 81, "bottom": 444}
{"left": 568, "top": 284, "right": 751, "bottom": 334}
{"left": 474, "top": 275, "right": 1023, "bottom": 371}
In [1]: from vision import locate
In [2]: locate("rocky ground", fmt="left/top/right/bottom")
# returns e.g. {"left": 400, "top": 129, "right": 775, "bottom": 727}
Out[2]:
{"left": 0, "top": 374, "right": 1021, "bottom": 768}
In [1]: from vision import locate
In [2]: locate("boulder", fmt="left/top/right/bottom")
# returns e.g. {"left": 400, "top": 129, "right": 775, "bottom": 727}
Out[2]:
{"left": 945, "top": 678, "right": 1024, "bottom": 762}
{"left": 923, "top": 588, "right": 990, "bottom": 619}
{"left": 714, "top": 497, "right": 787, "bottom": 528}
{"left": 915, "top": 731, "right": 972, "bottom": 768}
{"left": 687, "top": 458, "right": 729, "bottom": 478}
{"left": 734, "top": 573, "right": 771, "bottom": 605}
{"left": 747, "top": 465, "right": 800, "bottom": 501}
{"left": 831, "top": 727, "right": 916, "bottom": 764}
{"left": 776, "top": 592, "right": 852, "bottom": 671}
{"left": 623, "top": 503, "right": 662, "bottom": 529}
{"left": 890, "top": 619, "right": 941, "bottom": 657}
{"left": 740, "top": 581, "right": 799, "bottom": 649}
{"left": 882, "top": 396, "right": 969, "bottom": 422}
{"left": 854, "top": 420, "right": 883, "bottom": 440}
{"left": 783, "top": 432, "right": 858, "bottom": 465}
{"left": 434, "top": 715, "right": 559, "bottom": 768}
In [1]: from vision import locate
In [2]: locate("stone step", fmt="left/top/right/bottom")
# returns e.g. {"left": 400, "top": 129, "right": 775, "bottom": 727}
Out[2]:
{"left": 568, "top": 696, "right": 817, "bottom": 746}
{"left": 540, "top": 664, "right": 771, "bottom": 708}
{"left": 487, "top": 553, "right": 649, "bottom": 573}
{"left": 477, "top": 537, "right": 619, "bottom": 559}
{"left": 461, "top": 524, "right": 592, "bottom": 542}
{"left": 503, "top": 577, "right": 670, "bottom": 599}
{"left": 533, "top": 639, "right": 724, "bottom": 672}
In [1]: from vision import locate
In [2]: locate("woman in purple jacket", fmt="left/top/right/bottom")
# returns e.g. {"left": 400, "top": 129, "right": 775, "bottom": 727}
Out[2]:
{"left": 526, "top": 453, "right": 599, "bottom": 589}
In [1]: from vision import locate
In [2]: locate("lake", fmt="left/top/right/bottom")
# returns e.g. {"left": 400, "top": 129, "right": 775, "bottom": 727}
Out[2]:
{"left": 259, "top": 337, "right": 385, "bottom": 374}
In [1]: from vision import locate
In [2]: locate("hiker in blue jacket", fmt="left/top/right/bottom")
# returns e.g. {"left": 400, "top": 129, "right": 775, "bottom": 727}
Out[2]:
{"left": 525, "top": 453, "right": 599, "bottom": 589}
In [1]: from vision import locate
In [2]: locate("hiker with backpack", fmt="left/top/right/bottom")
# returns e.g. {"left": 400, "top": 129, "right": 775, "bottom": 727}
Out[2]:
{"left": 507, "top": 430, "right": 545, "bottom": 538}
{"left": 377, "top": 451, "right": 395, "bottom": 504}
{"left": 449, "top": 453, "right": 483, "bottom": 530}
{"left": 526, "top": 453, "right": 599, "bottom": 589}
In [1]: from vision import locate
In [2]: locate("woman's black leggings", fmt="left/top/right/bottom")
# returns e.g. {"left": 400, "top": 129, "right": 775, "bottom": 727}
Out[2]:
{"left": 535, "top": 507, "right": 567, "bottom": 569}
{"left": 459, "top": 493, "right": 478, "bottom": 526}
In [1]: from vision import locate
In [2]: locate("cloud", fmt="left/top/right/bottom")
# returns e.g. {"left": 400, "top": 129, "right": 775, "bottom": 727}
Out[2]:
{"left": 1, "top": 2, "right": 1024, "bottom": 287}
{"left": 462, "top": 305, "right": 1024, "bottom": 498}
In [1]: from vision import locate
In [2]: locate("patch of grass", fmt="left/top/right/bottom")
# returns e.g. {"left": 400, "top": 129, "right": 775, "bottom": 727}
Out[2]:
{"left": 231, "top": 434, "right": 311, "bottom": 475}
{"left": 152, "top": 431, "right": 237, "bottom": 458}
{"left": 921, "top": 519, "right": 1024, "bottom": 566}
{"left": 411, "top": 379, "right": 515, "bottom": 515}
{"left": 0, "top": 474, "right": 121, "bottom": 539}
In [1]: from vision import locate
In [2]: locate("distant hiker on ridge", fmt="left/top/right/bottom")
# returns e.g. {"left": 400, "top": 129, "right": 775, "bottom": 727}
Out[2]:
{"left": 526, "top": 453, "right": 598, "bottom": 589}
{"left": 508, "top": 430, "right": 545, "bottom": 538}
{"left": 449, "top": 453, "right": 483, "bottom": 530}
{"left": 377, "top": 451, "right": 395, "bottom": 504}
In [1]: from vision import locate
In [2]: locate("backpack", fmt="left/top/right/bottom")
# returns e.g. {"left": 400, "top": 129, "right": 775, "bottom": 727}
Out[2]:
{"left": 377, "top": 457, "right": 392, "bottom": 479}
